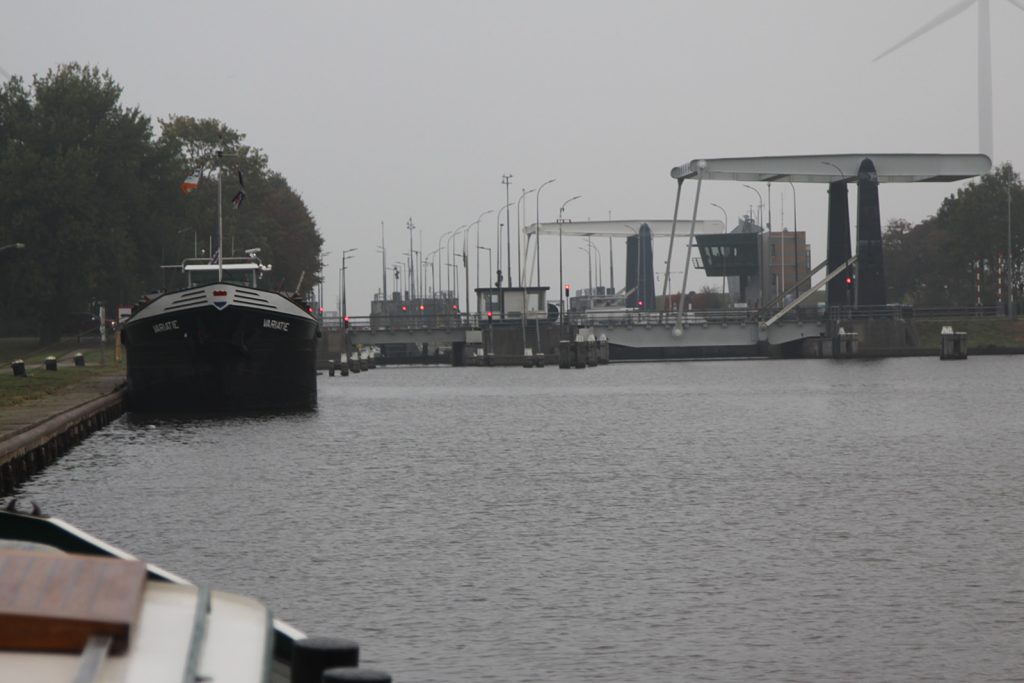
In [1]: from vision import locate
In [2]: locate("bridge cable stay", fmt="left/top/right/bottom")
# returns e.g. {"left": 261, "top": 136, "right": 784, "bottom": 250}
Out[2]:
{"left": 761, "top": 258, "right": 831, "bottom": 311}
{"left": 762, "top": 255, "right": 857, "bottom": 329}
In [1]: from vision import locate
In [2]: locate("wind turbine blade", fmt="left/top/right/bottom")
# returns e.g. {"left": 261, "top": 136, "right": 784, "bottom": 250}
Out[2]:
{"left": 1005, "top": 0, "right": 1024, "bottom": 12}
{"left": 873, "top": 0, "right": 977, "bottom": 61}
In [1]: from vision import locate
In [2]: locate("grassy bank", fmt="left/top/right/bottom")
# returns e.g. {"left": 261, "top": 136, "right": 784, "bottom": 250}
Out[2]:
{"left": 0, "top": 338, "right": 125, "bottom": 407}
{"left": 911, "top": 318, "right": 1024, "bottom": 350}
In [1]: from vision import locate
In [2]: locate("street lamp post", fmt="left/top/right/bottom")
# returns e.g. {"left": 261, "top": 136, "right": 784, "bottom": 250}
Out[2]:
{"left": 437, "top": 231, "right": 452, "bottom": 297}
{"left": 535, "top": 178, "right": 556, "bottom": 288}
{"left": 447, "top": 225, "right": 467, "bottom": 300}
{"left": 742, "top": 184, "right": 765, "bottom": 306}
{"left": 578, "top": 246, "right": 593, "bottom": 306}
{"left": 340, "top": 248, "right": 357, "bottom": 321}
{"left": 425, "top": 251, "right": 437, "bottom": 298}
{"left": 558, "top": 195, "right": 582, "bottom": 328}
{"left": 496, "top": 203, "right": 513, "bottom": 319}
{"left": 517, "top": 187, "right": 536, "bottom": 287}
{"left": 580, "top": 241, "right": 602, "bottom": 305}
{"left": 401, "top": 254, "right": 411, "bottom": 299}
{"left": 742, "top": 185, "right": 763, "bottom": 227}
{"left": 477, "top": 245, "right": 492, "bottom": 315}
{"left": 502, "top": 174, "right": 513, "bottom": 291}
{"left": 472, "top": 209, "right": 494, "bottom": 310}
{"left": 406, "top": 218, "right": 416, "bottom": 301}
{"left": 710, "top": 202, "right": 728, "bottom": 302}
{"left": 461, "top": 230, "right": 471, "bottom": 317}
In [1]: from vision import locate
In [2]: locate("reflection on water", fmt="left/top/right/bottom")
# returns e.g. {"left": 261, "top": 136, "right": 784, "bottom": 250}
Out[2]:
{"left": 15, "top": 357, "right": 1024, "bottom": 682}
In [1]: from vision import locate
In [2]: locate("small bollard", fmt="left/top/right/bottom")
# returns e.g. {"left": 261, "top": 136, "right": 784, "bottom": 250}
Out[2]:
{"left": 73, "top": 352, "right": 85, "bottom": 367}
{"left": 290, "top": 637, "right": 360, "bottom": 683}
{"left": 44, "top": 356, "right": 57, "bottom": 371}
{"left": 11, "top": 359, "right": 26, "bottom": 377}
{"left": 328, "top": 360, "right": 336, "bottom": 377}
{"left": 322, "top": 668, "right": 392, "bottom": 683}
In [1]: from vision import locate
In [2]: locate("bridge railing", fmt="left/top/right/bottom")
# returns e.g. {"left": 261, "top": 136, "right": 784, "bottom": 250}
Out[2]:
{"left": 323, "top": 304, "right": 1009, "bottom": 333}
{"left": 572, "top": 308, "right": 770, "bottom": 327}
{"left": 828, "top": 304, "right": 1003, "bottom": 321}
{"left": 328, "top": 313, "right": 483, "bottom": 332}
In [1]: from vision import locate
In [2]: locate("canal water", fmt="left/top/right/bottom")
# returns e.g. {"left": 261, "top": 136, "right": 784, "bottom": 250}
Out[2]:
{"left": 13, "top": 357, "right": 1024, "bottom": 682}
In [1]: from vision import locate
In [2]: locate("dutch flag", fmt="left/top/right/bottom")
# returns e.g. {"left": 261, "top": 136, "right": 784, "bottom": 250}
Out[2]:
{"left": 180, "top": 169, "right": 200, "bottom": 195}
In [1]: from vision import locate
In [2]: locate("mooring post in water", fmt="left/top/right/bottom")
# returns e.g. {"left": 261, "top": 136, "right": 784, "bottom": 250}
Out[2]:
{"left": 558, "top": 340, "right": 572, "bottom": 369}
{"left": 940, "top": 326, "right": 968, "bottom": 360}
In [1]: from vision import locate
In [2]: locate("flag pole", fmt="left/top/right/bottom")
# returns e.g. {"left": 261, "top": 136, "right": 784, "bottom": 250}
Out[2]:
{"left": 217, "top": 154, "right": 224, "bottom": 282}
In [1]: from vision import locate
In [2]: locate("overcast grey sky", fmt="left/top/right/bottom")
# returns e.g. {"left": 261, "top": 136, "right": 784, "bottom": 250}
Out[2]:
{"left": 5, "top": 0, "right": 1023, "bottom": 313}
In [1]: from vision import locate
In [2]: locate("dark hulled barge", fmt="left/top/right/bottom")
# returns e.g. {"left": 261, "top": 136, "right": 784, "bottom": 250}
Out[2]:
{"left": 122, "top": 254, "right": 319, "bottom": 412}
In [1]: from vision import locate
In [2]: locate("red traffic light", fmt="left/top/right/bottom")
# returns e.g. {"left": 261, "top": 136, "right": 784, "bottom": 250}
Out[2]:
{"left": 637, "top": 300, "right": 644, "bottom": 308}
{"left": 401, "top": 305, "right": 408, "bottom": 312}
{"left": 419, "top": 304, "right": 425, "bottom": 311}
{"left": 342, "top": 315, "right": 350, "bottom": 322}
{"left": 486, "top": 310, "right": 493, "bottom": 319}
{"left": 452, "top": 304, "right": 458, "bottom": 310}
{"left": 844, "top": 276, "right": 853, "bottom": 285}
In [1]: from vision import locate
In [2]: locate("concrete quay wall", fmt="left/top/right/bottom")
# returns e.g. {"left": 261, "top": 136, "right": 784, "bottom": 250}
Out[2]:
{"left": 0, "top": 385, "right": 125, "bottom": 495}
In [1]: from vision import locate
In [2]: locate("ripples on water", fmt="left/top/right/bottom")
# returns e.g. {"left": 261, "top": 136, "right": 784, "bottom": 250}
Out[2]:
{"left": 13, "top": 357, "right": 1024, "bottom": 682}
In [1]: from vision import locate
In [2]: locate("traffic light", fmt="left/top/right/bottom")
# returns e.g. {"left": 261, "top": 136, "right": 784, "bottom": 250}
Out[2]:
{"left": 564, "top": 284, "right": 570, "bottom": 299}
{"left": 844, "top": 275, "right": 853, "bottom": 289}
{"left": 419, "top": 304, "right": 425, "bottom": 311}
{"left": 343, "top": 315, "right": 350, "bottom": 328}
{"left": 401, "top": 305, "right": 408, "bottom": 312}
{"left": 318, "top": 306, "right": 324, "bottom": 320}
{"left": 637, "top": 299, "right": 645, "bottom": 308}
{"left": 486, "top": 310, "right": 493, "bottom": 321}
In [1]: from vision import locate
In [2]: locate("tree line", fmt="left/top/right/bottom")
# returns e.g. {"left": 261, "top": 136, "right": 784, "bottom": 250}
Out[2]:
{"left": 0, "top": 63, "right": 323, "bottom": 343}
{"left": 884, "top": 163, "right": 1022, "bottom": 308}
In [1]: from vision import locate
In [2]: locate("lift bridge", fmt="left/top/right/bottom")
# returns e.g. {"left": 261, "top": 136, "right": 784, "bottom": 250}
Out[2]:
{"left": 341, "top": 153, "right": 990, "bottom": 360}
